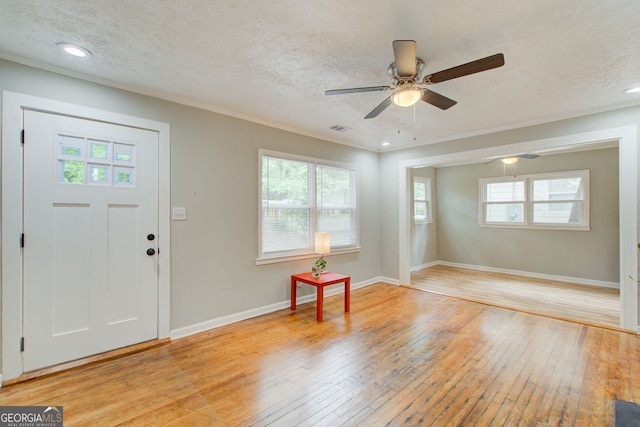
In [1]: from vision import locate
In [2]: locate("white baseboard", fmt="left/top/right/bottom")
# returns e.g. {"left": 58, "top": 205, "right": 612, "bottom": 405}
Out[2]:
{"left": 434, "top": 261, "right": 620, "bottom": 289}
{"left": 410, "top": 261, "right": 439, "bottom": 272}
{"left": 379, "top": 276, "right": 400, "bottom": 286}
{"left": 170, "top": 276, "right": 391, "bottom": 340}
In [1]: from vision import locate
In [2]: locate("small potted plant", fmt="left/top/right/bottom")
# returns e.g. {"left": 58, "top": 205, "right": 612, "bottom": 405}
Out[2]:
{"left": 312, "top": 255, "right": 327, "bottom": 278}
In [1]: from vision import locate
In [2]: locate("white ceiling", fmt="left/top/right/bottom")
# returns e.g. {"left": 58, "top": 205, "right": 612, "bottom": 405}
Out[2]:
{"left": 1, "top": 0, "right": 639, "bottom": 152}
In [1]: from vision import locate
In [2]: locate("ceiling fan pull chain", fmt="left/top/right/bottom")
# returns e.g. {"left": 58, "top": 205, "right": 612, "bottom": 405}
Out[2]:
{"left": 413, "top": 104, "right": 417, "bottom": 141}
{"left": 397, "top": 108, "right": 401, "bottom": 134}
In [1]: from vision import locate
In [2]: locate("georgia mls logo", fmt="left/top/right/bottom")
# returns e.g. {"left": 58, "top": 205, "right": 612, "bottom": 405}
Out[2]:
{"left": 0, "top": 405, "right": 63, "bottom": 426}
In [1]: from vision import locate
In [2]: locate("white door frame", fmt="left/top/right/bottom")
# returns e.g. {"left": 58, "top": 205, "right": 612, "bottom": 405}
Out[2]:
{"left": 398, "top": 126, "right": 638, "bottom": 332}
{"left": 1, "top": 91, "right": 172, "bottom": 380}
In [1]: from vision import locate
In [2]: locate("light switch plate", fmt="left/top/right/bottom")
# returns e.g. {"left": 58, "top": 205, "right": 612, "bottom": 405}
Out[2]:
{"left": 172, "top": 207, "right": 187, "bottom": 221}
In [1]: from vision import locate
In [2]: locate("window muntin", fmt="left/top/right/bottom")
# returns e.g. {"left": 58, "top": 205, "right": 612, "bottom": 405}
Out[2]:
{"left": 480, "top": 170, "right": 589, "bottom": 230}
{"left": 56, "top": 134, "right": 136, "bottom": 187}
{"left": 260, "top": 151, "right": 358, "bottom": 260}
{"left": 413, "top": 177, "right": 432, "bottom": 223}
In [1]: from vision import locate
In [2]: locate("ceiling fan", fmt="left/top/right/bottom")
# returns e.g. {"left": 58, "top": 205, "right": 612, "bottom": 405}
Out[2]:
{"left": 325, "top": 40, "right": 505, "bottom": 119}
{"left": 485, "top": 154, "right": 540, "bottom": 165}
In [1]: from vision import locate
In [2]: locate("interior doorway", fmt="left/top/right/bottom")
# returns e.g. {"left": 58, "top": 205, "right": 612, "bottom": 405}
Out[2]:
{"left": 398, "top": 127, "right": 638, "bottom": 332}
{"left": 407, "top": 145, "right": 621, "bottom": 328}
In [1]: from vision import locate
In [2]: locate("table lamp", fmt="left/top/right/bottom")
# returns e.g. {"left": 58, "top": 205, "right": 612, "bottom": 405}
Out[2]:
{"left": 312, "top": 232, "right": 330, "bottom": 277}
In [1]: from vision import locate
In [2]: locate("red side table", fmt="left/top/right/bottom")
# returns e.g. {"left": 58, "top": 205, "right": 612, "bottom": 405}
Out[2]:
{"left": 290, "top": 272, "right": 351, "bottom": 322}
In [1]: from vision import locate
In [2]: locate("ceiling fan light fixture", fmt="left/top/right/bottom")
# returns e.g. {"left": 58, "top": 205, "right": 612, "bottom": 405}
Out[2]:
{"left": 501, "top": 157, "right": 518, "bottom": 165}
{"left": 391, "top": 88, "right": 422, "bottom": 107}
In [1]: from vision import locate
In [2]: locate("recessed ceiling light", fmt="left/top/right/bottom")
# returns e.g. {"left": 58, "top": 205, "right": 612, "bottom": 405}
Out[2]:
{"left": 381, "top": 142, "right": 391, "bottom": 146}
{"left": 57, "top": 43, "right": 92, "bottom": 58}
{"left": 625, "top": 86, "right": 640, "bottom": 94}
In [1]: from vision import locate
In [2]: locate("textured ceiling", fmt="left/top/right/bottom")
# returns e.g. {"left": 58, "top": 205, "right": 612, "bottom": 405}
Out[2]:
{"left": 1, "top": 0, "right": 639, "bottom": 152}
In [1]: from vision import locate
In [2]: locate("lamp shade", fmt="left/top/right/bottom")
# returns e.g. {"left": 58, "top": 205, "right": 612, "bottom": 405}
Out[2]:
{"left": 314, "top": 232, "right": 330, "bottom": 255}
{"left": 391, "top": 88, "right": 422, "bottom": 107}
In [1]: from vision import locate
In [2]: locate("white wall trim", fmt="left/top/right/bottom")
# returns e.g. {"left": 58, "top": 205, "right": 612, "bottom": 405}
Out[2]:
{"left": 433, "top": 261, "right": 619, "bottom": 289}
{"left": 170, "top": 276, "right": 389, "bottom": 340}
{"left": 378, "top": 276, "right": 400, "bottom": 286}
{"left": 410, "top": 261, "right": 440, "bottom": 272}
{"left": 399, "top": 125, "right": 638, "bottom": 331}
{"left": 1, "top": 91, "right": 172, "bottom": 380}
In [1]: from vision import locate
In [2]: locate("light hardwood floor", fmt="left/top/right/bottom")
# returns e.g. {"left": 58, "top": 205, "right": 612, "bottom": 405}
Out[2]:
{"left": 411, "top": 265, "right": 620, "bottom": 329}
{"left": 0, "top": 283, "right": 637, "bottom": 425}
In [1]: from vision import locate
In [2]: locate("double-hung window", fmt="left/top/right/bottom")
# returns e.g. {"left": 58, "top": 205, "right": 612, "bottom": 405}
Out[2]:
{"left": 479, "top": 170, "right": 589, "bottom": 230}
{"left": 413, "top": 176, "right": 432, "bottom": 223}
{"left": 259, "top": 150, "right": 358, "bottom": 262}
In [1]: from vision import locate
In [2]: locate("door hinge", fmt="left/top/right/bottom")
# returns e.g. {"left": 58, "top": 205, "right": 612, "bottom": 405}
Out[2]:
{"left": 20, "top": 337, "right": 24, "bottom": 352}
{"left": 20, "top": 129, "right": 25, "bottom": 145}
{"left": 20, "top": 234, "right": 24, "bottom": 248}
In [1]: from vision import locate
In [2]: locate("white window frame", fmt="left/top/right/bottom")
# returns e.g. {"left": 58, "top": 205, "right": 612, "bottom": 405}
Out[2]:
{"left": 413, "top": 176, "right": 432, "bottom": 224}
{"left": 479, "top": 170, "right": 590, "bottom": 231}
{"left": 257, "top": 149, "right": 360, "bottom": 264}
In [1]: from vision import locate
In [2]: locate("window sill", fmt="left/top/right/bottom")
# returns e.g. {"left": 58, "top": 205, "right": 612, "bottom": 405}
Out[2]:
{"left": 480, "top": 224, "right": 590, "bottom": 232}
{"left": 256, "top": 247, "right": 361, "bottom": 265}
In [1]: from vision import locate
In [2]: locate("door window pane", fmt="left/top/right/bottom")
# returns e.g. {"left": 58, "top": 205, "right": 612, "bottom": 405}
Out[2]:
{"left": 88, "top": 164, "right": 110, "bottom": 184}
{"left": 89, "top": 140, "right": 110, "bottom": 162}
{"left": 58, "top": 135, "right": 84, "bottom": 159}
{"left": 114, "top": 167, "right": 135, "bottom": 186}
{"left": 58, "top": 160, "right": 85, "bottom": 184}
{"left": 113, "top": 143, "right": 135, "bottom": 165}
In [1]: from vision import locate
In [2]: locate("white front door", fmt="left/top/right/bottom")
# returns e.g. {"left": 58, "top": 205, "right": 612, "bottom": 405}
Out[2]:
{"left": 22, "top": 110, "right": 159, "bottom": 371}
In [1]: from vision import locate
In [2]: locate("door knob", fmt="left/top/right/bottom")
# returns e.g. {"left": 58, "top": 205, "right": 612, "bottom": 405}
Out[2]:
{"left": 146, "top": 248, "right": 156, "bottom": 256}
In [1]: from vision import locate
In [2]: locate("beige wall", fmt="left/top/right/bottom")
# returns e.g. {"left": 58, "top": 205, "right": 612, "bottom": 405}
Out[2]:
{"left": 0, "top": 59, "right": 382, "bottom": 331}
{"left": 435, "top": 148, "right": 619, "bottom": 282}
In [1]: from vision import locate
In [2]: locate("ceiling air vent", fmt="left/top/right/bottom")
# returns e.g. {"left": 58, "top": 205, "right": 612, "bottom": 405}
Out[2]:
{"left": 330, "top": 125, "right": 351, "bottom": 132}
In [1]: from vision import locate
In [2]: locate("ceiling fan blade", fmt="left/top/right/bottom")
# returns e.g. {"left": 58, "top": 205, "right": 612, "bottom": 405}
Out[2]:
{"left": 420, "top": 89, "right": 457, "bottom": 110}
{"left": 325, "top": 86, "right": 390, "bottom": 95}
{"left": 425, "top": 53, "right": 505, "bottom": 84}
{"left": 364, "top": 97, "right": 393, "bottom": 119}
{"left": 484, "top": 157, "right": 501, "bottom": 165}
{"left": 393, "top": 40, "right": 417, "bottom": 77}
